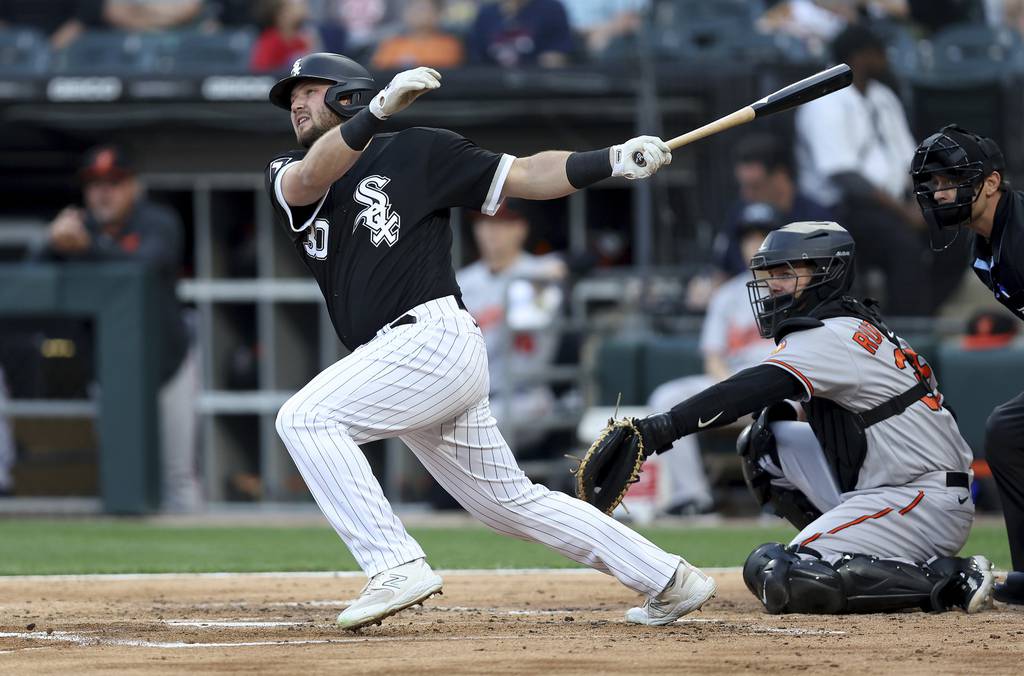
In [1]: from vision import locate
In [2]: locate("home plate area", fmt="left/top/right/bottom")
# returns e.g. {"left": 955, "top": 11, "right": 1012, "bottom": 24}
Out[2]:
{"left": 1, "top": 570, "right": 1022, "bottom": 674}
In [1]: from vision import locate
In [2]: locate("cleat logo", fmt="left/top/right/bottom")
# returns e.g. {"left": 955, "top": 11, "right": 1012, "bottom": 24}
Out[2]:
{"left": 378, "top": 573, "right": 407, "bottom": 591}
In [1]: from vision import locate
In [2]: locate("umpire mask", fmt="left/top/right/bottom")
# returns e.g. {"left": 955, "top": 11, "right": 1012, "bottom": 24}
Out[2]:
{"left": 910, "top": 125, "right": 1005, "bottom": 248}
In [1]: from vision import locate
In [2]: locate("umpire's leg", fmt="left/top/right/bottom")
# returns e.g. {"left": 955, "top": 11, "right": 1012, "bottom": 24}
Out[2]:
{"left": 986, "top": 390, "right": 1024, "bottom": 600}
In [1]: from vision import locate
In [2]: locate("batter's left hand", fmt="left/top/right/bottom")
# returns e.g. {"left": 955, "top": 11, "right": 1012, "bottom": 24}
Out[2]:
{"left": 611, "top": 136, "right": 672, "bottom": 180}
{"left": 369, "top": 67, "right": 441, "bottom": 120}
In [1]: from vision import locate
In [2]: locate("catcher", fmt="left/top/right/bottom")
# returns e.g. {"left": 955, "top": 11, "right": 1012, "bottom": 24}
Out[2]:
{"left": 578, "top": 221, "right": 995, "bottom": 614}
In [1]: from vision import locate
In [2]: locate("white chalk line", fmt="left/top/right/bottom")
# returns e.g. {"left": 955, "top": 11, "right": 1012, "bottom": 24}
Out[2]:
{"left": 0, "top": 566, "right": 745, "bottom": 582}
{"left": 0, "top": 630, "right": 524, "bottom": 651}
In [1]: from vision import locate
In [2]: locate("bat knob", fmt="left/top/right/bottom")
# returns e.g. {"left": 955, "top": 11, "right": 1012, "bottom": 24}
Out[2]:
{"left": 633, "top": 151, "right": 647, "bottom": 167}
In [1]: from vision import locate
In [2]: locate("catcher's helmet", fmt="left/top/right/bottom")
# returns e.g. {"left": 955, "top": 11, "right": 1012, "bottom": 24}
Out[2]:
{"left": 269, "top": 53, "right": 376, "bottom": 119}
{"left": 746, "top": 221, "right": 855, "bottom": 339}
{"left": 910, "top": 124, "right": 1005, "bottom": 231}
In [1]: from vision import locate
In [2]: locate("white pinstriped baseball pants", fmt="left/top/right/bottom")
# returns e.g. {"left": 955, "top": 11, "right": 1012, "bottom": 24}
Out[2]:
{"left": 276, "top": 296, "right": 681, "bottom": 596}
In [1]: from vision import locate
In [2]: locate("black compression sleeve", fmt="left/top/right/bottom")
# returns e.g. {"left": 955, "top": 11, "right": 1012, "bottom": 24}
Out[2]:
{"left": 667, "top": 364, "right": 805, "bottom": 438}
{"left": 339, "top": 108, "right": 383, "bottom": 151}
{"left": 566, "top": 148, "right": 612, "bottom": 189}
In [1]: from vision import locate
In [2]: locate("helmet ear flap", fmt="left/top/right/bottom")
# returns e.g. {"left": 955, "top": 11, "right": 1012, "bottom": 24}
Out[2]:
{"left": 324, "top": 82, "right": 374, "bottom": 119}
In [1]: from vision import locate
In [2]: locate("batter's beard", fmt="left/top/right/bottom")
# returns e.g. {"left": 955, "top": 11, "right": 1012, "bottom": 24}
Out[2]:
{"left": 296, "top": 111, "right": 343, "bottom": 148}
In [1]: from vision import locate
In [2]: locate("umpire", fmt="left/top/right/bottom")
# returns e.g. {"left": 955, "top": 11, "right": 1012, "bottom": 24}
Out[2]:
{"left": 911, "top": 124, "right": 1024, "bottom": 605}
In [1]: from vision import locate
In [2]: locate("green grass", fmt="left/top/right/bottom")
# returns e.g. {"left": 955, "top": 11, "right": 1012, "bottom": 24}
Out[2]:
{"left": 0, "top": 520, "right": 1011, "bottom": 575}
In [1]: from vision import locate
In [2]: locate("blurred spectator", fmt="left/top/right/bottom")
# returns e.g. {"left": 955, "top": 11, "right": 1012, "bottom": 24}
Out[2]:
{"left": 310, "top": 0, "right": 396, "bottom": 56}
{"left": 714, "top": 134, "right": 832, "bottom": 278}
{"left": 795, "top": 24, "right": 933, "bottom": 315}
{"left": 468, "top": 0, "right": 573, "bottom": 68}
{"left": 31, "top": 146, "right": 201, "bottom": 512}
{"left": 560, "top": 0, "right": 648, "bottom": 60}
{"left": 907, "top": 0, "right": 985, "bottom": 34}
{"left": 457, "top": 201, "right": 567, "bottom": 450}
{"left": 649, "top": 209, "right": 779, "bottom": 515}
{"left": 0, "top": 0, "right": 103, "bottom": 50}
{"left": 757, "top": 0, "right": 848, "bottom": 55}
{"left": 103, "top": 0, "right": 204, "bottom": 31}
{"left": 370, "top": 0, "right": 464, "bottom": 70}
{"left": 251, "top": 0, "right": 320, "bottom": 73}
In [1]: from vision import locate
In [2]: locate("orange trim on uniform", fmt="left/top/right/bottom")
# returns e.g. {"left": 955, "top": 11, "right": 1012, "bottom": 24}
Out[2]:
{"left": 800, "top": 532, "right": 822, "bottom": 547}
{"left": 826, "top": 507, "right": 892, "bottom": 535}
{"left": 898, "top": 491, "right": 925, "bottom": 515}
{"left": 764, "top": 358, "right": 814, "bottom": 397}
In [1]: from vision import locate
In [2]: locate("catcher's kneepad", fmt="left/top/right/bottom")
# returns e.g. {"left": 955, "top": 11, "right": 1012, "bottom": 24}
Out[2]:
{"left": 743, "top": 543, "right": 845, "bottom": 614}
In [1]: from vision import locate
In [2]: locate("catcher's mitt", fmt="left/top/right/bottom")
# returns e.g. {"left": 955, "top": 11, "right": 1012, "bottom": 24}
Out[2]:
{"left": 573, "top": 417, "right": 648, "bottom": 515}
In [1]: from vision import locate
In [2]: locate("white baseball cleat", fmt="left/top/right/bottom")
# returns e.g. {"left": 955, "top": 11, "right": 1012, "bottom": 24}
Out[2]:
{"left": 336, "top": 558, "right": 443, "bottom": 630}
{"left": 625, "top": 560, "right": 717, "bottom": 626}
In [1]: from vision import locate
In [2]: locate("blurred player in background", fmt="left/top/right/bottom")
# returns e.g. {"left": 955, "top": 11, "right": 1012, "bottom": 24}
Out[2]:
{"left": 31, "top": 146, "right": 201, "bottom": 513}
{"left": 648, "top": 203, "right": 779, "bottom": 515}
{"left": 457, "top": 201, "right": 566, "bottom": 450}
{"left": 912, "top": 124, "right": 1024, "bottom": 606}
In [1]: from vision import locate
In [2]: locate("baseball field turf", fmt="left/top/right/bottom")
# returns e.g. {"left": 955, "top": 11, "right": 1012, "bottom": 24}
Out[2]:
{"left": 0, "top": 518, "right": 1011, "bottom": 575}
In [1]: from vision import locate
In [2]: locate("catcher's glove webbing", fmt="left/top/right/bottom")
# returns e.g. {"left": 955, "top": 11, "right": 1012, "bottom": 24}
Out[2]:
{"left": 573, "top": 417, "right": 647, "bottom": 515}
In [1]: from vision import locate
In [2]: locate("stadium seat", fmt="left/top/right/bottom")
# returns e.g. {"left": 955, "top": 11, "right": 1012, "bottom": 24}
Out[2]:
{"left": 51, "top": 31, "right": 154, "bottom": 75}
{"left": 916, "top": 23, "right": 1024, "bottom": 83}
{"left": 0, "top": 28, "right": 50, "bottom": 76}
{"left": 935, "top": 343, "right": 1024, "bottom": 454}
{"left": 639, "top": 334, "right": 704, "bottom": 402}
{"left": 150, "top": 29, "right": 256, "bottom": 75}
{"left": 593, "top": 335, "right": 646, "bottom": 406}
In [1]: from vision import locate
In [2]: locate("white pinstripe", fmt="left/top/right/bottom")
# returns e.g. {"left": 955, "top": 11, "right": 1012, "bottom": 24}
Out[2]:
{"left": 276, "top": 296, "right": 681, "bottom": 595}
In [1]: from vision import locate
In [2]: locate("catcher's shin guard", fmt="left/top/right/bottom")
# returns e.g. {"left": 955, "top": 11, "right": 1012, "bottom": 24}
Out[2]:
{"left": 737, "top": 408, "right": 822, "bottom": 530}
{"left": 744, "top": 543, "right": 955, "bottom": 614}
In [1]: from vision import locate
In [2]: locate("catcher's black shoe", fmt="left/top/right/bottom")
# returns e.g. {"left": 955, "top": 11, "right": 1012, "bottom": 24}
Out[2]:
{"left": 946, "top": 555, "right": 994, "bottom": 613}
{"left": 994, "top": 571, "right": 1024, "bottom": 606}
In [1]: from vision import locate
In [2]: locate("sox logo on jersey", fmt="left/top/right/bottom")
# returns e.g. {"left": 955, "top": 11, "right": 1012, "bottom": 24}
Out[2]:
{"left": 353, "top": 175, "right": 401, "bottom": 247}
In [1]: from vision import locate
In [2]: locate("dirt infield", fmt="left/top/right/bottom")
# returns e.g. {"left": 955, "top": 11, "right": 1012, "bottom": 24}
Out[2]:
{"left": 1, "top": 569, "right": 1022, "bottom": 675}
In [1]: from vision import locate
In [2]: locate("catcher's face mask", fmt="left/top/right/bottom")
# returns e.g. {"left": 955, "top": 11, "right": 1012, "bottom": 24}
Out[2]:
{"left": 746, "top": 258, "right": 844, "bottom": 339}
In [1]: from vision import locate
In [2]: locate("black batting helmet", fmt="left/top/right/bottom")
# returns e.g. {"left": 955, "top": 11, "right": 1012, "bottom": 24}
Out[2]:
{"left": 746, "top": 221, "right": 856, "bottom": 339}
{"left": 910, "top": 124, "right": 1005, "bottom": 231}
{"left": 269, "top": 53, "right": 376, "bottom": 119}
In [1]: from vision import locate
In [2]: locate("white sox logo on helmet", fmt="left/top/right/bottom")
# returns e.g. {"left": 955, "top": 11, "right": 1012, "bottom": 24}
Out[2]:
{"left": 353, "top": 175, "right": 401, "bottom": 247}
{"left": 291, "top": 58, "right": 302, "bottom": 76}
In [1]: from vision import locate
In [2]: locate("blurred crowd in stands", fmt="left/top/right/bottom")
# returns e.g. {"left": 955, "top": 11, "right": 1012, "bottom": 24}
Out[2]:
{"left": 2, "top": 1, "right": 1024, "bottom": 73}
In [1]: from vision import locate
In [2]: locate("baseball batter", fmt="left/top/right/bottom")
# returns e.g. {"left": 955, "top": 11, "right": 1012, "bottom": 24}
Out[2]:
{"left": 624, "top": 221, "right": 994, "bottom": 614}
{"left": 264, "top": 53, "right": 715, "bottom": 629}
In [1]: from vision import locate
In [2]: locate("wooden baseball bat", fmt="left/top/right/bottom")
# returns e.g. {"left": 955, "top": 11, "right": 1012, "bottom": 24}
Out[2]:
{"left": 664, "top": 63, "right": 853, "bottom": 151}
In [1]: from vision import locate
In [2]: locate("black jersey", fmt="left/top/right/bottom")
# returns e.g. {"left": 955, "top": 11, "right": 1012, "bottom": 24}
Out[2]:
{"left": 265, "top": 127, "right": 514, "bottom": 349}
{"left": 971, "top": 189, "right": 1024, "bottom": 321}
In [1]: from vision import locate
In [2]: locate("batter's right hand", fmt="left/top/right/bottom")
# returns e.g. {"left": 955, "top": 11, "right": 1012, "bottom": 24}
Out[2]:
{"left": 610, "top": 136, "right": 672, "bottom": 180}
{"left": 369, "top": 67, "right": 441, "bottom": 120}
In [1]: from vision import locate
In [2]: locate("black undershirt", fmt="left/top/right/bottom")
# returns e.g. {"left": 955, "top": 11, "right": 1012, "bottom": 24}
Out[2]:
{"left": 667, "top": 364, "right": 804, "bottom": 438}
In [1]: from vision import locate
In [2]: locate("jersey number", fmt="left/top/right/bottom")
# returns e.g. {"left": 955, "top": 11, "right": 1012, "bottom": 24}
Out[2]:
{"left": 303, "top": 218, "right": 329, "bottom": 260}
{"left": 892, "top": 348, "right": 942, "bottom": 412}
